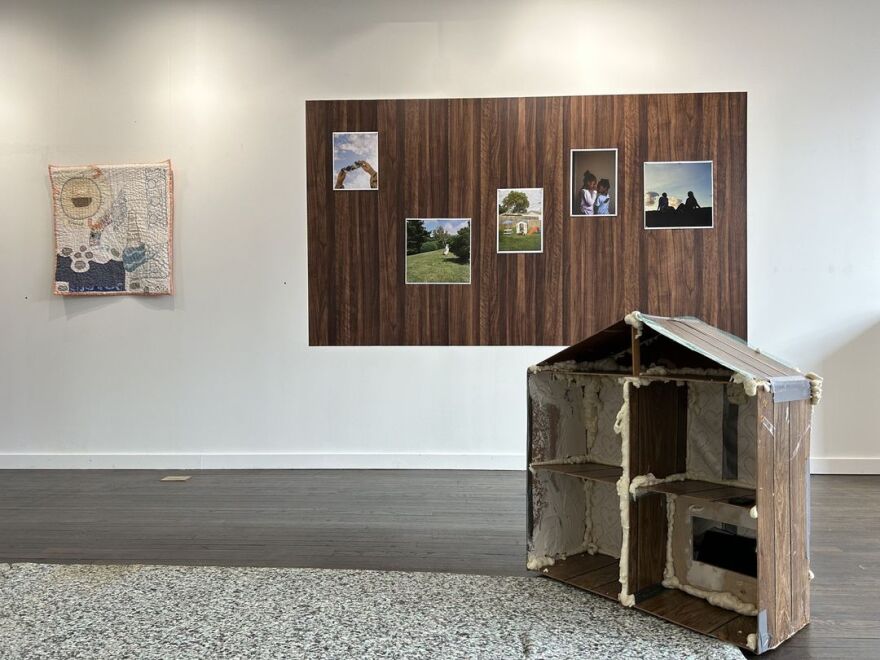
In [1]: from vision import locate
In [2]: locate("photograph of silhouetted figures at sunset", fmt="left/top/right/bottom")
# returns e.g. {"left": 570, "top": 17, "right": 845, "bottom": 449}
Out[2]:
{"left": 644, "top": 160, "right": 713, "bottom": 229}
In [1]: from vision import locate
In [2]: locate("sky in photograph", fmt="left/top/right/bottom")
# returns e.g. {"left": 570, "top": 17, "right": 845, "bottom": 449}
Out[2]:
{"left": 333, "top": 132, "right": 378, "bottom": 188}
{"left": 644, "top": 161, "right": 713, "bottom": 210}
{"left": 421, "top": 219, "right": 470, "bottom": 234}
{"left": 497, "top": 188, "right": 543, "bottom": 213}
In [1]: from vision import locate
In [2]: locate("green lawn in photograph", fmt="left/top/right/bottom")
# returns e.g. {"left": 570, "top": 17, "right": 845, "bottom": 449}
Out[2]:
{"left": 498, "top": 231, "right": 542, "bottom": 252}
{"left": 406, "top": 249, "right": 470, "bottom": 284}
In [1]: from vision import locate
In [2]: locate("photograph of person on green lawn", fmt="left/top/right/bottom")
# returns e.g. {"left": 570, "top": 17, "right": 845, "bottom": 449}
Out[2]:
{"left": 497, "top": 188, "right": 543, "bottom": 253}
{"left": 405, "top": 218, "right": 471, "bottom": 284}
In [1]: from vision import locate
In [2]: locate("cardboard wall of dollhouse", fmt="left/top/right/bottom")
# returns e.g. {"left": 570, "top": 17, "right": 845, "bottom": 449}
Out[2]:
{"left": 528, "top": 373, "right": 623, "bottom": 560}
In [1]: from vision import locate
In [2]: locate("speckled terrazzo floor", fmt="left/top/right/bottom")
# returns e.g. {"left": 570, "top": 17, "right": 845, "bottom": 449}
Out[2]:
{"left": 0, "top": 563, "right": 744, "bottom": 660}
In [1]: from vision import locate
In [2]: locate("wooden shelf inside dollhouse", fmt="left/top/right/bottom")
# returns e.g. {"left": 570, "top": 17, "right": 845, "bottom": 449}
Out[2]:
{"left": 530, "top": 461, "right": 622, "bottom": 484}
{"left": 633, "top": 479, "right": 755, "bottom": 506}
{"left": 533, "top": 466, "right": 757, "bottom": 504}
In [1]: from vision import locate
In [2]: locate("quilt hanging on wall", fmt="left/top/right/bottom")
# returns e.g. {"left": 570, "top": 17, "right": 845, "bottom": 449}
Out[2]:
{"left": 50, "top": 161, "right": 174, "bottom": 295}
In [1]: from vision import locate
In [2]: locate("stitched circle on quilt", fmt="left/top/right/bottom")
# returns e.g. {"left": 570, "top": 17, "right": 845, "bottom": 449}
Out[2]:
{"left": 60, "top": 177, "right": 102, "bottom": 222}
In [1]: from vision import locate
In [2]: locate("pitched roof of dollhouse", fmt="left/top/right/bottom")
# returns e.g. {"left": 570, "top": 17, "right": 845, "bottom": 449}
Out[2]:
{"left": 638, "top": 312, "right": 804, "bottom": 379}
{"left": 540, "top": 312, "right": 808, "bottom": 390}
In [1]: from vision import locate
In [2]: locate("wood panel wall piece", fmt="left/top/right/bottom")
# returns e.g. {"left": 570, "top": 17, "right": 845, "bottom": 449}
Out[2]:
{"left": 628, "top": 493, "right": 668, "bottom": 599}
{"left": 756, "top": 390, "right": 778, "bottom": 652}
{"left": 627, "top": 381, "right": 689, "bottom": 598}
{"left": 789, "top": 399, "right": 812, "bottom": 632}
{"left": 772, "top": 401, "right": 793, "bottom": 643}
{"left": 630, "top": 381, "right": 688, "bottom": 477}
{"left": 306, "top": 92, "right": 747, "bottom": 346}
{"left": 756, "top": 392, "right": 812, "bottom": 652}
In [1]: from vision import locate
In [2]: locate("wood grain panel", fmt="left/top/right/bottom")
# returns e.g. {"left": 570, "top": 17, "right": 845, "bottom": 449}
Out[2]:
{"left": 773, "top": 401, "right": 793, "bottom": 643}
{"left": 306, "top": 92, "right": 747, "bottom": 345}
{"left": 402, "top": 100, "right": 433, "bottom": 343}
{"left": 447, "top": 98, "right": 481, "bottom": 345}
{"left": 377, "top": 100, "right": 405, "bottom": 343}
{"left": 628, "top": 493, "right": 667, "bottom": 598}
{"left": 627, "top": 381, "right": 688, "bottom": 597}
{"left": 630, "top": 381, "right": 688, "bottom": 477}
{"left": 306, "top": 100, "right": 332, "bottom": 345}
{"left": 789, "top": 399, "right": 812, "bottom": 633}
{"left": 622, "top": 95, "right": 642, "bottom": 313}
{"left": 536, "top": 97, "right": 565, "bottom": 345}
{"left": 532, "top": 462, "right": 622, "bottom": 483}
{"left": 504, "top": 97, "right": 537, "bottom": 345}
{"left": 542, "top": 550, "right": 618, "bottom": 581}
{"left": 710, "top": 615, "right": 758, "bottom": 648}
{"left": 638, "top": 588, "right": 739, "bottom": 633}
{"left": 567, "top": 562, "right": 623, "bottom": 590}
{"left": 756, "top": 390, "right": 777, "bottom": 652}
{"left": 478, "top": 98, "right": 504, "bottom": 344}
{"left": 639, "top": 480, "right": 753, "bottom": 501}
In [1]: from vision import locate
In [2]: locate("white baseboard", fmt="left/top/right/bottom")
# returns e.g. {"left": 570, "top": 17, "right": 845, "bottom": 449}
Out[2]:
{"left": 0, "top": 452, "right": 526, "bottom": 471}
{"left": 1, "top": 453, "right": 875, "bottom": 474}
{"left": 809, "top": 457, "right": 880, "bottom": 474}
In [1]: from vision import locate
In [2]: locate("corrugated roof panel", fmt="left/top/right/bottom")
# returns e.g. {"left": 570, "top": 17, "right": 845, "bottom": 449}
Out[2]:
{"left": 637, "top": 313, "right": 802, "bottom": 380}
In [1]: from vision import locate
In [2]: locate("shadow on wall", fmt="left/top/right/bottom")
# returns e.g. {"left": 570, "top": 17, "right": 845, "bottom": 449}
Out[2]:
{"left": 817, "top": 320, "right": 880, "bottom": 465}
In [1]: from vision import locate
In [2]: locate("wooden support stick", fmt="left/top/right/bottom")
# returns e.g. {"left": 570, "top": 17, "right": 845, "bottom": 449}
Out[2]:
{"left": 632, "top": 325, "right": 641, "bottom": 377}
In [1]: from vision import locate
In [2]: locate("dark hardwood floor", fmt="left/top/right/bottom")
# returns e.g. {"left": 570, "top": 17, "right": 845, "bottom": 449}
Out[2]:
{"left": 0, "top": 471, "right": 876, "bottom": 659}
{"left": 0, "top": 469, "right": 528, "bottom": 575}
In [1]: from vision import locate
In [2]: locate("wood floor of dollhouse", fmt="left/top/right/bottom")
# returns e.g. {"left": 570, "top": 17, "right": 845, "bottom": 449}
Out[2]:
{"left": 542, "top": 551, "right": 756, "bottom": 651}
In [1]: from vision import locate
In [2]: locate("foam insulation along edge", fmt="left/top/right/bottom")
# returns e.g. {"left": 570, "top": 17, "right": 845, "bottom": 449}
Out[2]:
{"left": 614, "top": 378, "right": 641, "bottom": 608}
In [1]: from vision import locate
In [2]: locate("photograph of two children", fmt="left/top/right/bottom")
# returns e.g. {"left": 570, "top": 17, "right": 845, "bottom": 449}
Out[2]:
{"left": 570, "top": 148, "right": 618, "bottom": 218}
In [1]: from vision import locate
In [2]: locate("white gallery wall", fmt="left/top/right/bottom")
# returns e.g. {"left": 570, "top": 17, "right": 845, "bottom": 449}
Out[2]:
{"left": 0, "top": 0, "right": 877, "bottom": 471}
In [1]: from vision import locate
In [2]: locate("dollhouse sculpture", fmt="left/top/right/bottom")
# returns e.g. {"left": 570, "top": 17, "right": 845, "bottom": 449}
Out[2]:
{"left": 527, "top": 312, "right": 822, "bottom": 654}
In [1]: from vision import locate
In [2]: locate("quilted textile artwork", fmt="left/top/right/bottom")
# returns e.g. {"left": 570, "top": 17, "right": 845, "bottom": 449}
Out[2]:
{"left": 50, "top": 161, "right": 174, "bottom": 295}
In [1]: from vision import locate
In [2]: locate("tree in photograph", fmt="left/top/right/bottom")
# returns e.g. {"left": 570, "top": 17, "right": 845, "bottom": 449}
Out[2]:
{"left": 406, "top": 219, "right": 430, "bottom": 255}
{"left": 449, "top": 225, "right": 470, "bottom": 262}
{"left": 431, "top": 226, "right": 451, "bottom": 246}
{"left": 499, "top": 190, "right": 530, "bottom": 215}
